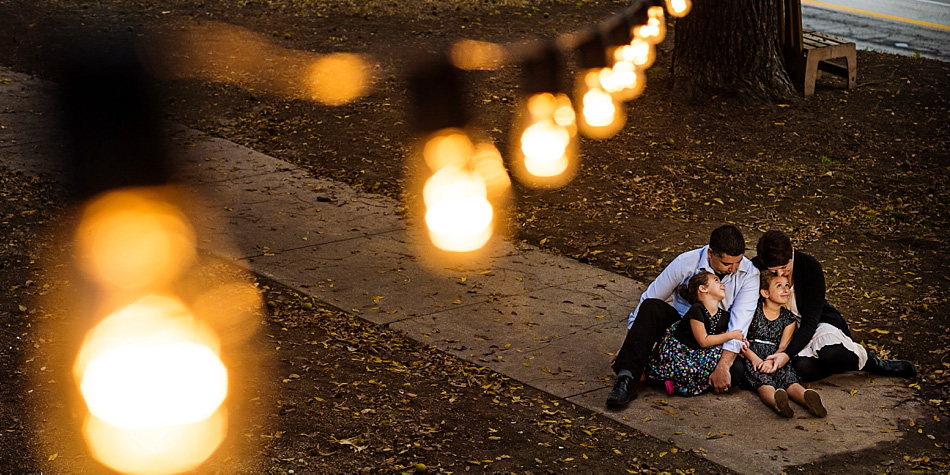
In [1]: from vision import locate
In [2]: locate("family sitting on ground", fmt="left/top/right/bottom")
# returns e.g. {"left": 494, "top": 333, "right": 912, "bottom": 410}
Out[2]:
{"left": 606, "top": 225, "right": 916, "bottom": 418}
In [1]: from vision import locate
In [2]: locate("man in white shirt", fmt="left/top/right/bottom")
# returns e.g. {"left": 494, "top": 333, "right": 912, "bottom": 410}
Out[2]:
{"left": 606, "top": 225, "right": 760, "bottom": 408}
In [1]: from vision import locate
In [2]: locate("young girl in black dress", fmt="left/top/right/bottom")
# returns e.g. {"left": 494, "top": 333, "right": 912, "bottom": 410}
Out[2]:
{"left": 742, "top": 271, "right": 827, "bottom": 418}
{"left": 646, "top": 271, "right": 744, "bottom": 396}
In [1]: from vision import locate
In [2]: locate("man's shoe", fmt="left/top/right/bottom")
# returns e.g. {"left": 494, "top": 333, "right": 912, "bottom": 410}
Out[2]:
{"left": 606, "top": 375, "right": 637, "bottom": 408}
{"left": 865, "top": 356, "right": 917, "bottom": 378}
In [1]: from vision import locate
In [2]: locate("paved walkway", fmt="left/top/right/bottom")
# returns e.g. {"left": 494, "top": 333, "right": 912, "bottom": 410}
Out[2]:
{"left": 0, "top": 66, "right": 925, "bottom": 473}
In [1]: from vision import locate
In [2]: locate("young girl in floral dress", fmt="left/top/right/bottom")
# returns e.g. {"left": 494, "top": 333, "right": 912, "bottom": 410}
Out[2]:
{"left": 646, "top": 271, "right": 744, "bottom": 396}
{"left": 742, "top": 271, "right": 827, "bottom": 418}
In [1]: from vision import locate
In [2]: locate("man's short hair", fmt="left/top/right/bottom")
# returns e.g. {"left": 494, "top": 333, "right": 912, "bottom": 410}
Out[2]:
{"left": 756, "top": 230, "right": 793, "bottom": 268}
{"left": 708, "top": 225, "right": 745, "bottom": 256}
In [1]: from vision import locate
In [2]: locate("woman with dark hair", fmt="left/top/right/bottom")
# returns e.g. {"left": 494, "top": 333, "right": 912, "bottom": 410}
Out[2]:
{"left": 751, "top": 230, "right": 916, "bottom": 381}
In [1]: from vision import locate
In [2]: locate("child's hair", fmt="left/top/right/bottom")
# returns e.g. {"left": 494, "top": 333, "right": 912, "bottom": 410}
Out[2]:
{"left": 677, "top": 270, "right": 713, "bottom": 304}
{"left": 758, "top": 270, "right": 781, "bottom": 298}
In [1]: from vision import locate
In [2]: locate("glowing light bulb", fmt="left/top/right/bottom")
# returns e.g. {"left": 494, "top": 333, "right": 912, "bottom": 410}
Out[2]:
{"left": 576, "top": 70, "right": 625, "bottom": 139}
{"left": 84, "top": 411, "right": 226, "bottom": 475}
{"left": 423, "top": 166, "right": 494, "bottom": 252}
{"left": 522, "top": 120, "right": 570, "bottom": 176}
{"left": 666, "top": 0, "right": 692, "bottom": 17}
{"left": 82, "top": 343, "right": 226, "bottom": 427}
{"left": 416, "top": 128, "right": 510, "bottom": 253}
{"left": 583, "top": 88, "right": 616, "bottom": 127}
{"left": 306, "top": 53, "right": 373, "bottom": 105}
{"left": 422, "top": 129, "right": 474, "bottom": 170}
{"left": 597, "top": 67, "right": 620, "bottom": 96}
{"left": 512, "top": 93, "right": 578, "bottom": 187}
{"left": 76, "top": 189, "right": 196, "bottom": 292}
{"left": 600, "top": 59, "right": 645, "bottom": 101}
{"left": 633, "top": 6, "right": 667, "bottom": 45}
{"left": 75, "top": 295, "right": 228, "bottom": 474}
{"left": 616, "top": 38, "right": 655, "bottom": 69}
{"left": 522, "top": 94, "right": 570, "bottom": 175}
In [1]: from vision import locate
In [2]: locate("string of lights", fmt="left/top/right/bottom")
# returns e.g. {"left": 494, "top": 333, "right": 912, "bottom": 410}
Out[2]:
{"left": 135, "top": 0, "right": 692, "bottom": 259}
{"left": 409, "top": 0, "right": 692, "bottom": 254}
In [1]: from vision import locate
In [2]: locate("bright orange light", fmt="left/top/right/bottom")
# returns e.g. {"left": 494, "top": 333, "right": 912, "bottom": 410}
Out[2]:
{"left": 75, "top": 295, "right": 228, "bottom": 474}
{"left": 450, "top": 39, "right": 506, "bottom": 70}
{"left": 84, "top": 410, "right": 226, "bottom": 475}
{"left": 583, "top": 88, "right": 616, "bottom": 127}
{"left": 521, "top": 94, "right": 571, "bottom": 177}
{"left": 143, "top": 22, "right": 375, "bottom": 105}
{"left": 75, "top": 189, "right": 196, "bottom": 292}
{"left": 423, "top": 166, "right": 494, "bottom": 253}
{"left": 601, "top": 59, "right": 645, "bottom": 101}
{"left": 417, "top": 129, "right": 509, "bottom": 252}
{"left": 307, "top": 53, "right": 373, "bottom": 106}
{"left": 576, "top": 71, "right": 625, "bottom": 139}
{"left": 82, "top": 343, "right": 226, "bottom": 427}
{"left": 512, "top": 93, "right": 578, "bottom": 188}
{"left": 422, "top": 129, "right": 474, "bottom": 170}
{"left": 616, "top": 38, "right": 655, "bottom": 69}
{"left": 522, "top": 120, "right": 570, "bottom": 176}
{"left": 666, "top": 0, "right": 692, "bottom": 17}
{"left": 633, "top": 6, "right": 667, "bottom": 45}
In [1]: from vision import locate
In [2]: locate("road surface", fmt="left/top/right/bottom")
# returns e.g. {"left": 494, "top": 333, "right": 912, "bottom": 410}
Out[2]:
{"left": 802, "top": 0, "right": 950, "bottom": 61}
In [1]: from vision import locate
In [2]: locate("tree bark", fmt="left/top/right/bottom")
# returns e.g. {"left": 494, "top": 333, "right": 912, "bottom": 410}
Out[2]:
{"left": 671, "top": 0, "right": 799, "bottom": 103}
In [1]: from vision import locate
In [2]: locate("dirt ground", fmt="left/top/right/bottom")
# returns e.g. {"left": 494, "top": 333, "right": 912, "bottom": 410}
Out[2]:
{"left": 0, "top": 0, "right": 948, "bottom": 473}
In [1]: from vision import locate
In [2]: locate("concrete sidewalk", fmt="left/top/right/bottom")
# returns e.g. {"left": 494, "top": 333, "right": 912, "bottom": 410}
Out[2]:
{"left": 0, "top": 66, "right": 926, "bottom": 474}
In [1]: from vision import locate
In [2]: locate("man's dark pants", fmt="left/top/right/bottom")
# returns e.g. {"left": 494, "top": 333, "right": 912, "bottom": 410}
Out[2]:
{"left": 612, "top": 298, "right": 744, "bottom": 385}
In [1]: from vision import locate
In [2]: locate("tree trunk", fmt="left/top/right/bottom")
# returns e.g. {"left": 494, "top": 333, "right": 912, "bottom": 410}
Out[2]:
{"left": 671, "top": 0, "right": 799, "bottom": 103}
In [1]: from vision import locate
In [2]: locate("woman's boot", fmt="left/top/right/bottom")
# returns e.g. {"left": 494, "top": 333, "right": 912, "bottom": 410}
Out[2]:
{"left": 863, "top": 355, "right": 917, "bottom": 378}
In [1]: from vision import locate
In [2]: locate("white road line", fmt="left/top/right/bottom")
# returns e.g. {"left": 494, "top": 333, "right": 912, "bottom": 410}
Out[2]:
{"left": 910, "top": 0, "right": 950, "bottom": 8}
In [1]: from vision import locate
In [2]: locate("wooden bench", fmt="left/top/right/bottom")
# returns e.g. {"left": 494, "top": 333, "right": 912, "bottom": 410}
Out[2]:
{"left": 780, "top": 0, "right": 857, "bottom": 97}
